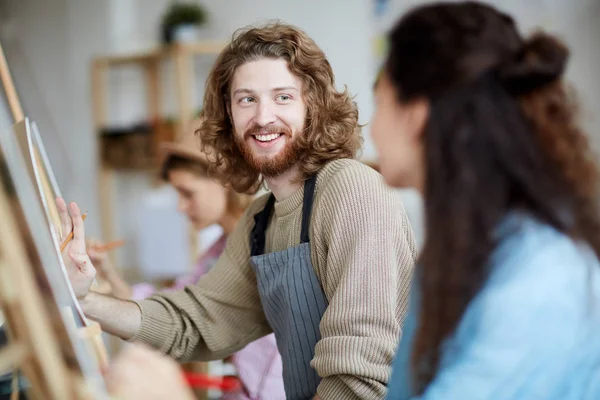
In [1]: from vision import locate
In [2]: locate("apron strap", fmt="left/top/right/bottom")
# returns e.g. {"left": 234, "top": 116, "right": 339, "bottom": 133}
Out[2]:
{"left": 300, "top": 174, "right": 317, "bottom": 244}
{"left": 249, "top": 174, "right": 317, "bottom": 256}
{"left": 250, "top": 194, "right": 276, "bottom": 256}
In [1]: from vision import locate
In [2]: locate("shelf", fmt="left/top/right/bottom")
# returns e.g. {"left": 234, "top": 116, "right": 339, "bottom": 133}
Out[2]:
{"left": 93, "top": 41, "right": 227, "bottom": 67}
{"left": 91, "top": 37, "right": 211, "bottom": 281}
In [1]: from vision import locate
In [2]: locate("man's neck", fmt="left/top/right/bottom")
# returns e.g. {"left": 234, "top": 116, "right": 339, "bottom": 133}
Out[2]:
{"left": 218, "top": 212, "right": 239, "bottom": 235}
{"left": 265, "top": 165, "right": 302, "bottom": 201}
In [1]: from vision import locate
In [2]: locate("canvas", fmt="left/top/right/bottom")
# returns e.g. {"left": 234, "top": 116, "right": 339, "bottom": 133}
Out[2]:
{"left": 12, "top": 118, "right": 86, "bottom": 324}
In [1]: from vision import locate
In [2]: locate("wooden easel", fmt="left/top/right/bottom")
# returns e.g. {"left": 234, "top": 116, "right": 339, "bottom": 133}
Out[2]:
{"left": 0, "top": 41, "right": 108, "bottom": 399}
{"left": 0, "top": 173, "right": 96, "bottom": 400}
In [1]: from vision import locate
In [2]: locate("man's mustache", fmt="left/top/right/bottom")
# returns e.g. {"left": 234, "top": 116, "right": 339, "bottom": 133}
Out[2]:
{"left": 244, "top": 125, "right": 292, "bottom": 138}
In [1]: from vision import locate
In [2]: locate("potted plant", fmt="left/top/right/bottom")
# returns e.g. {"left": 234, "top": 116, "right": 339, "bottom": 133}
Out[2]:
{"left": 161, "top": 2, "right": 208, "bottom": 44}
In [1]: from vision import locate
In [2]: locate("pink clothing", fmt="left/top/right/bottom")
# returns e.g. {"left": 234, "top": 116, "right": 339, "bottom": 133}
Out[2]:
{"left": 132, "top": 235, "right": 285, "bottom": 399}
{"left": 222, "top": 337, "right": 285, "bottom": 400}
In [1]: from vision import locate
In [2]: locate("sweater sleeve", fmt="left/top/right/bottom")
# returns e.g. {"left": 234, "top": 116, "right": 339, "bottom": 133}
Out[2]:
{"left": 130, "top": 196, "right": 272, "bottom": 362}
{"left": 312, "top": 164, "right": 417, "bottom": 399}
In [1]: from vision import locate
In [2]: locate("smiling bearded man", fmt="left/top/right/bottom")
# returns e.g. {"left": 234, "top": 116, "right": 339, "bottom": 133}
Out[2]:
{"left": 61, "top": 22, "right": 417, "bottom": 400}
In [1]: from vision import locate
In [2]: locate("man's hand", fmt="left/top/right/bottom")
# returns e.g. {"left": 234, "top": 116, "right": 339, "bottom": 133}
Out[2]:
{"left": 106, "top": 344, "right": 195, "bottom": 400}
{"left": 56, "top": 198, "right": 96, "bottom": 299}
{"left": 55, "top": 198, "right": 142, "bottom": 339}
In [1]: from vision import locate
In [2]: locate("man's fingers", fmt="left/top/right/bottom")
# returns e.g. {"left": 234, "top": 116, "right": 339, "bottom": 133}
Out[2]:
{"left": 69, "top": 202, "right": 86, "bottom": 251}
{"left": 56, "top": 197, "right": 71, "bottom": 240}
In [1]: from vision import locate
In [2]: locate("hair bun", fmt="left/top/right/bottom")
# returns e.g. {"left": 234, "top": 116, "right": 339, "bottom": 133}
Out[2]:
{"left": 497, "top": 32, "right": 569, "bottom": 95}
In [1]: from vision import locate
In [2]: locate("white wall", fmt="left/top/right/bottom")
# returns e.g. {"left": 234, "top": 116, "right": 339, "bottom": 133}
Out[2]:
{"left": 0, "top": 0, "right": 72, "bottom": 188}
{"left": 0, "top": 0, "right": 111, "bottom": 239}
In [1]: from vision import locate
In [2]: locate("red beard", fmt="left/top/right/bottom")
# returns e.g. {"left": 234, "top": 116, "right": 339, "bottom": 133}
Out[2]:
{"left": 235, "top": 124, "right": 301, "bottom": 177}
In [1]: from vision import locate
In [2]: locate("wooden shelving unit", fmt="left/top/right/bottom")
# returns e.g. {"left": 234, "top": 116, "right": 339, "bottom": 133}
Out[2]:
{"left": 90, "top": 41, "right": 225, "bottom": 267}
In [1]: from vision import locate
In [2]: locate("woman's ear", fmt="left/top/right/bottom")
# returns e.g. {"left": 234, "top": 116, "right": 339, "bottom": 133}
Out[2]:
{"left": 406, "top": 98, "right": 430, "bottom": 142}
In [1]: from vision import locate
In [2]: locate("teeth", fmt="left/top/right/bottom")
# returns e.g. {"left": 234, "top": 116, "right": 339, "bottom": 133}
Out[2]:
{"left": 255, "top": 133, "right": 281, "bottom": 142}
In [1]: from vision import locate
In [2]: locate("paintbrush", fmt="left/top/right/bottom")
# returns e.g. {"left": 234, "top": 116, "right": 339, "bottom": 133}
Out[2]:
{"left": 89, "top": 240, "right": 125, "bottom": 252}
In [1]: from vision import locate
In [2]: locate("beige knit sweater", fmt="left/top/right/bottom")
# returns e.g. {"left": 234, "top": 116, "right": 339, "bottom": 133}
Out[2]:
{"left": 133, "top": 159, "right": 417, "bottom": 399}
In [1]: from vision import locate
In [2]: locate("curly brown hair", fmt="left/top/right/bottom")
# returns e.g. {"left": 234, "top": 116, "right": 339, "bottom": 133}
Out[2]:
{"left": 385, "top": 2, "right": 600, "bottom": 392}
{"left": 196, "top": 21, "right": 362, "bottom": 194}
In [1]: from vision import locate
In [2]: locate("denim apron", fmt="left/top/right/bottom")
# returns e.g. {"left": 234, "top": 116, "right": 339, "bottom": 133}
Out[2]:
{"left": 249, "top": 176, "right": 328, "bottom": 399}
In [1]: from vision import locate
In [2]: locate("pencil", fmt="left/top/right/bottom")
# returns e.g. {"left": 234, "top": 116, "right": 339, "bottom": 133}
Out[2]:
{"left": 60, "top": 213, "right": 87, "bottom": 252}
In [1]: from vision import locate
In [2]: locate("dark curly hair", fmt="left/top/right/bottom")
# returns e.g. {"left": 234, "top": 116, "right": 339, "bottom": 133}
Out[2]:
{"left": 197, "top": 21, "right": 362, "bottom": 194}
{"left": 384, "top": 1, "right": 600, "bottom": 392}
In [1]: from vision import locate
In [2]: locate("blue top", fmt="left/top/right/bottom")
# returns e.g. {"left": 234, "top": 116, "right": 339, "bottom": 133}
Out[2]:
{"left": 387, "top": 213, "right": 600, "bottom": 399}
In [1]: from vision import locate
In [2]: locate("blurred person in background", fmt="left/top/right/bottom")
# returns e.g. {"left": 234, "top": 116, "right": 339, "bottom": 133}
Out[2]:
{"left": 88, "top": 125, "right": 286, "bottom": 399}
{"left": 370, "top": 2, "right": 600, "bottom": 399}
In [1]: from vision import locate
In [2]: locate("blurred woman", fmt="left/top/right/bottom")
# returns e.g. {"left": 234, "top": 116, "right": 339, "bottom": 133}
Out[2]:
{"left": 90, "top": 129, "right": 286, "bottom": 400}
{"left": 371, "top": 2, "right": 600, "bottom": 399}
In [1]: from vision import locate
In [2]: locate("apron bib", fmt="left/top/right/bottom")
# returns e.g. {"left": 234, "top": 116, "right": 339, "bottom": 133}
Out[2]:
{"left": 250, "top": 176, "right": 328, "bottom": 400}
